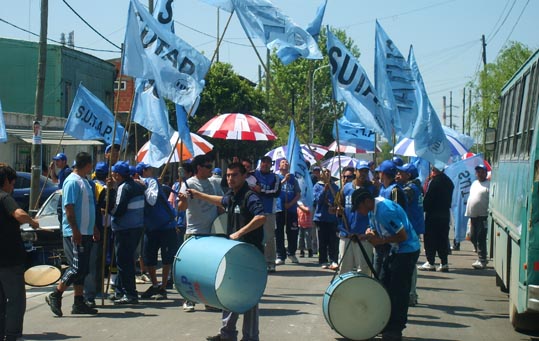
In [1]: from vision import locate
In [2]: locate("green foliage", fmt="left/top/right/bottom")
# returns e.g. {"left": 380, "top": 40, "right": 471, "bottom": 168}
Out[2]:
{"left": 468, "top": 41, "right": 533, "bottom": 151}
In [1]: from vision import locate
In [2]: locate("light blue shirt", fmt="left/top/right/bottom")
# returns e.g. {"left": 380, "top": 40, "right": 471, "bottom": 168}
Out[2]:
{"left": 62, "top": 172, "right": 95, "bottom": 237}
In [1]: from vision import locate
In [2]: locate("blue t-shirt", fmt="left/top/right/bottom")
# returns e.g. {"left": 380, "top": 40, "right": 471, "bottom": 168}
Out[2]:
{"left": 338, "top": 182, "right": 376, "bottom": 236}
{"left": 369, "top": 197, "right": 420, "bottom": 254}
{"left": 62, "top": 172, "right": 96, "bottom": 237}
{"left": 276, "top": 174, "right": 300, "bottom": 213}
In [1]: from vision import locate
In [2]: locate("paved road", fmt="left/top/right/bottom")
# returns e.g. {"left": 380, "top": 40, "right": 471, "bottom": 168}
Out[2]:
{"left": 22, "top": 241, "right": 539, "bottom": 340}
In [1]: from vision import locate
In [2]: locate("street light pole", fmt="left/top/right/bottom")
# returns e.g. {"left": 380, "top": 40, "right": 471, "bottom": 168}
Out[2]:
{"left": 309, "top": 64, "right": 330, "bottom": 143}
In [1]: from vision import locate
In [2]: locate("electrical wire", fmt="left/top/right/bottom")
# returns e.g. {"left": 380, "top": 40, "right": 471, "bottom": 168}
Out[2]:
{"left": 486, "top": 0, "right": 518, "bottom": 44}
{"left": 499, "top": 0, "right": 530, "bottom": 51}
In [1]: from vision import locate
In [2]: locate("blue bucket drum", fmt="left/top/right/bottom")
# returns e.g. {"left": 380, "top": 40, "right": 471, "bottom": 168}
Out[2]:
{"left": 323, "top": 272, "right": 391, "bottom": 340}
{"left": 173, "top": 236, "right": 267, "bottom": 313}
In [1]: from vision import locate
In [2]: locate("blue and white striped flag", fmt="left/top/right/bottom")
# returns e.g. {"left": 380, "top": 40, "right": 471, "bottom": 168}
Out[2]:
{"left": 0, "top": 100, "right": 7, "bottom": 143}
{"left": 408, "top": 46, "right": 451, "bottom": 169}
{"left": 326, "top": 28, "right": 394, "bottom": 142}
{"left": 64, "top": 84, "right": 125, "bottom": 145}
{"left": 122, "top": 0, "right": 210, "bottom": 108}
{"left": 286, "top": 120, "right": 313, "bottom": 208}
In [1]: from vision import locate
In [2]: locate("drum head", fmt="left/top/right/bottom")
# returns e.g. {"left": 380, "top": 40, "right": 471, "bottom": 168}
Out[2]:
{"left": 211, "top": 214, "right": 228, "bottom": 235}
{"left": 325, "top": 274, "right": 391, "bottom": 340}
{"left": 24, "top": 265, "right": 61, "bottom": 287}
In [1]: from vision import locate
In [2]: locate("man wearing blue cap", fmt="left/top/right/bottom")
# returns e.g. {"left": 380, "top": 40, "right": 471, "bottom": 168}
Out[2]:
{"left": 465, "top": 164, "right": 490, "bottom": 269}
{"left": 50, "top": 153, "right": 72, "bottom": 189}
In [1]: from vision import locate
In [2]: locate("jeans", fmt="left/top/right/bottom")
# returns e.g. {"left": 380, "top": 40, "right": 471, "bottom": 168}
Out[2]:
{"left": 84, "top": 239, "right": 103, "bottom": 301}
{"left": 470, "top": 216, "right": 488, "bottom": 262}
{"left": 0, "top": 265, "right": 25, "bottom": 341}
{"left": 275, "top": 210, "right": 298, "bottom": 260}
{"left": 381, "top": 250, "right": 420, "bottom": 337}
{"left": 298, "top": 227, "right": 313, "bottom": 251}
{"left": 220, "top": 304, "right": 259, "bottom": 341}
{"left": 114, "top": 228, "right": 144, "bottom": 299}
{"left": 316, "top": 221, "right": 338, "bottom": 264}
{"left": 262, "top": 213, "right": 276, "bottom": 265}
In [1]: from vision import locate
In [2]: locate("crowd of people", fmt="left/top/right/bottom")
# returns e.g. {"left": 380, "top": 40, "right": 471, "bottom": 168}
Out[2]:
{"left": 0, "top": 146, "right": 491, "bottom": 341}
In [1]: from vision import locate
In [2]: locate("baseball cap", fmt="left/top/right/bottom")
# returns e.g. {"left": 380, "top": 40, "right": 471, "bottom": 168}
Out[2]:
{"left": 52, "top": 153, "right": 67, "bottom": 161}
{"left": 397, "top": 163, "right": 418, "bottom": 179}
{"left": 94, "top": 161, "right": 108, "bottom": 175}
{"left": 260, "top": 155, "right": 273, "bottom": 163}
{"left": 105, "top": 144, "right": 121, "bottom": 154}
{"left": 136, "top": 162, "right": 151, "bottom": 175}
{"left": 356, "top": 161, "right": 370, "bottom": 171}
{"left": 129, "top": 166, "right": 137, "bottom": 177}
{"left": 375, "top": 160, "right": 397, "bottom": 177}
{"left": 475, "top": 164, "right": 488, "bottom": 171}
{"left": 212, "top": 167, "right": 222, "bottom": 176}
{"left": 312, "top": 166, "right": 321, "bottom": 171}
{"left": 112, "top": 161, "right": 130, "bottom": 177}
{"left": 392, "top": 156, "right": 404, "bottom": 167}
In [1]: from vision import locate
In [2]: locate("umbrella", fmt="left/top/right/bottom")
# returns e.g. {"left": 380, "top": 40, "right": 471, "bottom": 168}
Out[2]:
{"left": 197, "top": 113, "right": 277, "bottom": 141}
{"left": 265, "top": 144, "right": 328, "bottom": 171}
{"left": 462, "top": 152, "right": 491, "bottom": 171}
{"left": 328, "top": 141, "right": 381, "bottom": 154}
{"left": 392, "top": 135, "right": 468, "bottom": 157}
{"left": 136, "top": 132, "right": 213, "bottom": 166}
{"left": 322, "top": 156, "right": 361, "bottom": 178}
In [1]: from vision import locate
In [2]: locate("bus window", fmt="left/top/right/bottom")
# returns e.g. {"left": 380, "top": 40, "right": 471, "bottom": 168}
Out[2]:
{"left": 515, "top": 75, "right": 529, "bottom": 158}
{"left": 526, "top": 63, "right": 539, "bottom": 154}
{"left": 509, "top": 80, "right": 522, "bottom": 159}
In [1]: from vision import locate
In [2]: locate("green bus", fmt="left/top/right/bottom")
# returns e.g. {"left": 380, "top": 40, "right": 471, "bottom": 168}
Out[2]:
{"left": 488, "top": 49, "right": 539, "bottom": 330}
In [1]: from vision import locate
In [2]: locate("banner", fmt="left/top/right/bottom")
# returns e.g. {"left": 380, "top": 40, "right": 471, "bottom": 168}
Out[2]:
{"left": 375, "top": 20, "right": 418, "bottom": 137}
{"left": 64, "top": 84, "right": 125, "bottom": 145}
{"left": 154, "top": 0, "right": 175, "bottom": 32}
{"left": 132, "top": 78, "right": 172, "bottom": 139}
{"left": 408, "top": 45, "right": 451, "bottom": 169}
{"left": 326, "top": 28, "right": 394, "bottom": 142}
{"left": 0, "top": 100, "right": 6, "bottom": 143}
{"left": 122, "top": 0, "right": 210, "bottom": 108}
{"left": 444, "top": 154, "right": 485, "bottom": 243}
{"left": 286, "top": 120, "right": 313, "bottom": 208}
{"left": 332, "top": 107, "right": 376, "bottom": 151}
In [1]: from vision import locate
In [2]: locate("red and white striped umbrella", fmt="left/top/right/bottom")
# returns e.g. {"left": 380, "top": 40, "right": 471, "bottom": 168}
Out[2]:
{"left": 328, "top": 141, "right": 380, "bottom": 154}
{"left": 197, "top": 113, "right": 277, "bottom": 141}
{"left": 136, "top": 132, "right": 213, "bottom": 166}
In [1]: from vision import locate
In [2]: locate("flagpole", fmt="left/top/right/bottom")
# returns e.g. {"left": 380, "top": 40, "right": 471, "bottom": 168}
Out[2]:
{"left": 34, "top": 130, "right": 67, "bottom": 211}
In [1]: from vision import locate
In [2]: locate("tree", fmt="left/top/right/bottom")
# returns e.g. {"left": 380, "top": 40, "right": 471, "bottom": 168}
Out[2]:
{"left": 468, "top": 41, "right": 532, "bottom": 150}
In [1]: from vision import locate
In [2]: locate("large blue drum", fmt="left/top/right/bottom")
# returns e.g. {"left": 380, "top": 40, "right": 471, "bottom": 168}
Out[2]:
{"left": 323, "top": 272, "right": 391, "bottom": 340}
{"left": 173, "top": 236, "right": 267, "bottom": 313}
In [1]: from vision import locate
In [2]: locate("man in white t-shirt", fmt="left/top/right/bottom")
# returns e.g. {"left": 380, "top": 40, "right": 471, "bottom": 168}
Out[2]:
{"left": 465, "top": 164, "right": 490, "bottom": 269}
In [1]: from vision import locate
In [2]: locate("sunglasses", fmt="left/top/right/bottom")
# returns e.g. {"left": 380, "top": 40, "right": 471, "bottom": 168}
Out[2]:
{"left": 344, "top": 175, "right": 355, "bottom": 180}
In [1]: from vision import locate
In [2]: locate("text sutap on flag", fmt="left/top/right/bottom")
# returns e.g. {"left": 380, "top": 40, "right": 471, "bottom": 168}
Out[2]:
{"left": 375, "top": 20, "right": 418, "bottom": 137}
{"left": 64, "top": 84, "right": 125, "bottom": 145}
{"left": 332, "top": 106, "right": 376, "bottom": 151}
{"left": 154, "top": 0, "right": 175, "bottom": 32}
{"left": 444, "top": 154, "right": 486, "bottom": 243}
{"left": 326, "top": 28, "right": 394, "bottom": 143}
{"left": 408, "top": 45, "right": 451, "bottom": 169}
{"left": 0, "top": 100, "right": 7, "bottom": 143}
{"left": 132, "top": 78, "right": 172, "bottom": 140}
{"left": 232, "top": 0, "right": 323, "bottom": 65}
{"left": 286, "top": 120, "right": 313, "bottom": 208}
{"left": 122, "top": 0, "right": 210, "bottom": 108}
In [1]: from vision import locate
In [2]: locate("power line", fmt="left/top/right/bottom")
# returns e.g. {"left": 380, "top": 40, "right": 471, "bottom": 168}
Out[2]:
{"left": 61, "top": 0, "right": 121, "bottom": 50}
{"left": 499, "top": 0, "right": 531, "bottom": 51}
{"left": 486, "top": 0, "right": 511, "bottom": 39}
{"left": 486, "top": 0, "right": 518, "bottom": 44}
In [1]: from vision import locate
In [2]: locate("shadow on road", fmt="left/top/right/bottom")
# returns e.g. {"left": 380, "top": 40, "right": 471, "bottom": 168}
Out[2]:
{"left": 22, "top": 332, "right": 81, "bottom": 340}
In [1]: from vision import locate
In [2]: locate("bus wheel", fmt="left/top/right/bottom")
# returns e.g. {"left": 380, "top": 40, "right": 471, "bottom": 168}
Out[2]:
{"left": 510, "top": 301, "right": 539, "bottom": 332}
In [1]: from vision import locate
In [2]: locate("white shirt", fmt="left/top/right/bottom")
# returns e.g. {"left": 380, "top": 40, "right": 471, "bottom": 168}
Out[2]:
{"left": 465, "top": 179, "right": 490, "bottom": 217}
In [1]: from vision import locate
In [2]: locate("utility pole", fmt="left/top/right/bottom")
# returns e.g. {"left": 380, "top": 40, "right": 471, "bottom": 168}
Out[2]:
{"left": 481, "top": 34, "right": 487, "bottom": 153}
{"left": 462, "top": 88, "right": 466, "bottom": 134}
{"left": 467, "top": 89, "right": 472, "bottom": 136}
{"left": 216, "top": 8, "right": 220, "bottom": 63}
{"left": 449, "top": 91, "right": 453, "bottom": 129}
{"left": 442, "top": 96, "right": 447, "bottom": 126}
{"left": 148, "top": 0, "right": 154, "bottom": 13}
{"left": 29, "top": 0, "right": 48, "bottom": 213}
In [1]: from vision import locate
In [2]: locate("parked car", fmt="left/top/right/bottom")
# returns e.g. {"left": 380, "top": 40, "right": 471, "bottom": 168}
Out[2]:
{"left": 13, "top": 171, "right": 58, "bottom": 212}
{"left": 20, "top": 189, "right": 64, "bottom": 268}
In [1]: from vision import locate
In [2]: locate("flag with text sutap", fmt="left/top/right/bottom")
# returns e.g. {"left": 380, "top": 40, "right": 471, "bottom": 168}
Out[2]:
{"left": 64, "top": 84, "right": 125, "bottom": 145}
{"left": 122, "top": 0, "right": 210, "bottom": 108}
{"left": 375, "top": 20, "right": 419, "bottom": 137}
{"left": 408, "top": 45, "right": 451, "bottom": 169}
{"left": 154, "top": 0, "right": 175, "bottom": 32}
{"left": 286, "top": 120, "right": 313, "bottom": 208}
{"left": 326, "top": 28, "right": 394, "bottom": 142}
{"left": 0, "top": 100, "right": 7, "bottom": 143}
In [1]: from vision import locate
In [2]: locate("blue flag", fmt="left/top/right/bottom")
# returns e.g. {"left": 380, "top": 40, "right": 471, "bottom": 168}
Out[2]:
{"left": 445, "top": 154, "right": 486, "bottom": 243}
{"left": 0, "top": 100, "right": 7, "bottom": 143}
{"left": 326, "top": 28, "right": 394, "bottom": 142}
{"left": 64, "top": 84, "right": 125, "bottom": 145}
{"left": 408, "top": 46, "right": 451, "bottom": 169}
{"left": 205, "top": 0, "right": 323, "bottom": 65}
{"left": 175, "top": 103, "right": 195, "bottom": 157}
{"left": 122, "top": 0, "right": 210, "bottom": 108}
{"left": 375, "top": 20, "right": 419, "bottom": 137}
{"left": 154, "top": 0, "right": 175, "bottom": 33}
{"left": 332, "top": 107, "right": 376, "bottom": 151}
{"left": 132, "top": 78, "right": 172, "bottom": 140}
{"left": 286, "top": 120, "right": 313, "bottom": 208}
{"left": 144, "top": 126, "right": 176, "bottom": 167}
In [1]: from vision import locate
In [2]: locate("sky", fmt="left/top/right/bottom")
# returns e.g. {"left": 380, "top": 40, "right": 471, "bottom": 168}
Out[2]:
{"left": 1, "top": 0, "right": 538, "bottom": 134}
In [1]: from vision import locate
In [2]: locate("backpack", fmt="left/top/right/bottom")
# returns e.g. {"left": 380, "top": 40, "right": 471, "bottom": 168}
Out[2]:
{"left": 143, "top": 178, "right": 176, "bottom": 231}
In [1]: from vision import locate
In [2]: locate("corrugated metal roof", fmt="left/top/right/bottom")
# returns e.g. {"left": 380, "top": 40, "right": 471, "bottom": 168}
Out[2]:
{"left": 6, "top": 128, "right": 103, "bottom": 146}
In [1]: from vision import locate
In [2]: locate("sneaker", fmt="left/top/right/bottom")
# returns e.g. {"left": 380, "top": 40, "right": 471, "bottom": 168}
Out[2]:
{"left": 72, "top": 302, "right": 98, "bottom": 315}
{"left": 299, "top": 250, "right": 305, "bottom": 258}
{"left": 472, "top": 260, "right": 487, "bottom": 269}
{"left": 417, "top": 262, "right": 436, "bottom": 271}
{"left": 438, "top": 264, "right": 449, "bottom": 272}
{"left": 155, "top": 287, "right": 168, "bottom": 300}
{"left": 288, "top": 255, "right": 299, "bottom": 263}
{"left": 409, "top": 296, "right": 418, "bottom": 307}
{"left": 108, "top": 293, "right": 123, "bottom": 302}
{"left": 267, "top": 264, "right": 276, "bottom": 273}
{"left": 140, "top": 285, "right": 160, "bottom": 299}
{"left": 45, "top": 292, "right": 63, "bottom": 317}
{"left": 205, "top": 305, "right": 222, "bottom": 312}
{"left": 183, "top": 301, "right": 195, "bottom": 312}
{"left": 308, "top": 249, "right": 313, "bottom": 258}
{"left": 321, "top": 263, "right": 329, "bottom": 269}
{"left": 140, "top": 273, "right": 151, "bottom": 283}
{"left": 85, "top": 299, "right": 96, "bottom": 309}
{"left": 275, "top": 259, "right": 285, "bottom": 265}
{"left": 135, "top": 276, "right": 145, "bottom": 284}
{"left": 113, "top": 296, "right": 139, "bottom": 305}
{"left": 206, "top": 335, "right": 233, "bottom": 341}
{"left": 328, "top": 262, "right": 339, "bottom": 270}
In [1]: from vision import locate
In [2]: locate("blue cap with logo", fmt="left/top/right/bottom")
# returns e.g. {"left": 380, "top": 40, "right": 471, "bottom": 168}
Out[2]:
{"left": 475, "top": 164, "right": 488, "bottom": 171}
{"left": 212, "top": 167, "right": 222, "bottom": 176}
{"left": 397, "top": 163, "right": 418, "bottom": 179}
{"left": 112, "top": 161, "right": 130, "bottom": 177}
{"left": 392, "top": 156, "right": 404, "bottom": 167}
{"left": 356, "top": 160, "right": 370, "bottom": 171}
{"left": 375, "top": 160, "right": 397, "bottom": 177}
{"left": 52, "top": 153, "right": 67, "bottom": 161}
{"left": 95, "top": 161, "right": 108, "bottom": 175}
{"left": 136, "top": 162, "right": 151, "bottom": 175}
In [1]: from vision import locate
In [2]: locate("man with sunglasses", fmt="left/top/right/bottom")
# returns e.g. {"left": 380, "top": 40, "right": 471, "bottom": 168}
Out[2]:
{"left": 178, "top": 154, "right": 222, "bottom": 312}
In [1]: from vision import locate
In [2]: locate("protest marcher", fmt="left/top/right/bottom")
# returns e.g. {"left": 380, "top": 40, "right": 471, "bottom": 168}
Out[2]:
{"left": 465, "top": 164, "right": 490, "bottom": 269}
